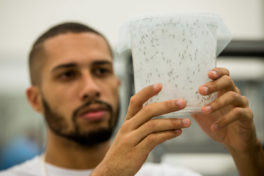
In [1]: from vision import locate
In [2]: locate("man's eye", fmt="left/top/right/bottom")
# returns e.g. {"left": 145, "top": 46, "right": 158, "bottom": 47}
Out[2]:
{"left": 58, "top": 70, "right": 77, "bottom": 80}
{"left": 94, "top": 68, "right": 111, "bottom": 76}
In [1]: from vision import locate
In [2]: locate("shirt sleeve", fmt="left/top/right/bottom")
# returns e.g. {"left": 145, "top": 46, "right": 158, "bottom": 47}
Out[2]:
{"left": 136, "top": 162, "right": 202, "bottom": 176}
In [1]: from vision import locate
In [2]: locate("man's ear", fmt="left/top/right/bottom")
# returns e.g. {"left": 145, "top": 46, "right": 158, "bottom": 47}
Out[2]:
{"left": 26, "top": 86, "right": 43, "bottom": 113}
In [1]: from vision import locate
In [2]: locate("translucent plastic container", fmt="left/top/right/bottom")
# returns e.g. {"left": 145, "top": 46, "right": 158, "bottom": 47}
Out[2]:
{"left": 117, "top": 13, "right": 232, "bottom": 117}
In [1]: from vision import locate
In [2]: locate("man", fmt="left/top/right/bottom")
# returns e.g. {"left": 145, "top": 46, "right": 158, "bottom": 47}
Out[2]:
{"left": 0, "top": 22, "right": 263, "bottom": 176}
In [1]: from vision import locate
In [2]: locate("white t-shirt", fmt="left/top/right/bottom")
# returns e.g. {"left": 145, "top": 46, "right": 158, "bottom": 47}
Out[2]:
{"left": 0, "top": 156, "right": 201, "bottom": 176}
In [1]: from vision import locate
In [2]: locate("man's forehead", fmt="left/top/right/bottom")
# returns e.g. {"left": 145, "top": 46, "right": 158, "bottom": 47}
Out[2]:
{"left": 42, "top": 32, "right": 113, "bottom": 71}
{"left": 43, "top": 32, "right": 111, "bottom": 55}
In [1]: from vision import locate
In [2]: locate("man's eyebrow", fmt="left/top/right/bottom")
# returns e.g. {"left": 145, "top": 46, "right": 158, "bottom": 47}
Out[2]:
{"left": 51, "top": 60, "right": 113, "bottom": 72}
{"left": 92, "top": 60, "right": 112, "bottom": 66}
{"left": 52, "top": 63, "right": 78, "bottom": 72}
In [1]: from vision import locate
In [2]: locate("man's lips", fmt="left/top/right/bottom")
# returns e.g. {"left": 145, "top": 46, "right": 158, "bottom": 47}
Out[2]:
{"left": 77, "top": 105, "right": 109, "bottom": 121}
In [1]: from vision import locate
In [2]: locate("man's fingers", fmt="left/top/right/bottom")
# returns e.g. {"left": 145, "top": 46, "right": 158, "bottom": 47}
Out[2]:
{"left": 126, "top": 83, "right": 162, "bottom": 120}
{"left": 208, "top": 67, "right": 230, "bottom": 80}
{"left": 136, "top": 130, "right": 182, "bottom": 153}
{"left": 199, "top": 75, "right": 236, "bottom": 95}
{"left": 202, "top": 92, "right": 249, "bottom": 114}
{"left": 128, "top": 98, "right": 186, "bottom": 130}
{"left": 131, "top": 118, "right": 190, "bottom": 145}
{"left": 210, "top": 107, "right": 253, "bottom": 131}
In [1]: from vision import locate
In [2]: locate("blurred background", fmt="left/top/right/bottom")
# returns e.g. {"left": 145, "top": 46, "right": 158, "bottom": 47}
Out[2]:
{"left": 0, "top": 0, "right": 263, "bottom": 175}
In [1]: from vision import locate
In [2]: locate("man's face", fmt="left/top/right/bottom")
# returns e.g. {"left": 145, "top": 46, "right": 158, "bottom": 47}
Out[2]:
{"left": 38, "top": 32, "right": 120, "bottom": 145}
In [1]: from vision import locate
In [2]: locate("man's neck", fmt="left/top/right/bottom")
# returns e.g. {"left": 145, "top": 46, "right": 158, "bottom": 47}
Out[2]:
{"left": 44, "top": 130, "right": 110, "bottom": 170}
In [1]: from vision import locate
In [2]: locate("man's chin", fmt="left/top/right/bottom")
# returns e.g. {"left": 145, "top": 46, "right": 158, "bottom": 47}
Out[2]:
{"left": 76, "top": 120, "right": 111, "bottom": 132}
{"left": 67, "top": 128, "right": 114, "bottom": 146}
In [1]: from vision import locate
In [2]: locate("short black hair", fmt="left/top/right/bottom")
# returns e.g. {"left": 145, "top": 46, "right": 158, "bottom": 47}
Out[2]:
{"left": 29, "top": 22, "right": 113, "bottom": 85}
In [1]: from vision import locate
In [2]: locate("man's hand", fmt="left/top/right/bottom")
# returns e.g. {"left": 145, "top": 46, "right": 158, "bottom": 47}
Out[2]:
{"left": 192, "top": 67, "right": 264, "bottom": 175}
{"left": 92, "top": 83, "right": 191, "bottom": 176}
{"left": 192, "top": 67, "right": 255, "bottom": 151}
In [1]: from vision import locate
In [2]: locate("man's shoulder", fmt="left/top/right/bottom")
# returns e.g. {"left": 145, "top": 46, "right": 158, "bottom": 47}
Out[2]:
{"left": 0, "top": 155, "right": 41, "bottom": 176}
{"left": 137, "top": 162, "right": 202, "bottom": 176}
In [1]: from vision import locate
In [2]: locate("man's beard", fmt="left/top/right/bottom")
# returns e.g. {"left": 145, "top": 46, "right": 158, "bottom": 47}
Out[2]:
{"left": 42, "top": 98, "right": 120, "bottom": 147}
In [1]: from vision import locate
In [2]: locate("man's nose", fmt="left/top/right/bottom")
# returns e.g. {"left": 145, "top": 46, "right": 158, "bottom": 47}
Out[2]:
{"left": 79, "top": 73, "right": 100, "bottom": 101}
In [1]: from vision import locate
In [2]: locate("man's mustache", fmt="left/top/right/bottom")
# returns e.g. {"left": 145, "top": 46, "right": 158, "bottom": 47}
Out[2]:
{"left": 72, "top": 100, "right": 113, "bottom": 119}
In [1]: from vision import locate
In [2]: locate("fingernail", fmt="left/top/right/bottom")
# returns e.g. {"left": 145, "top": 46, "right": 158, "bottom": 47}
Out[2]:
{"left": 212, "top": 123, "right": 219, "bottom": 131}
{"left": 203, "top": 106, "right": 211, "bottom": 113}
{"left": 202, "top": 86, "right": 209, "bottom": 94}
{"left": 211, "top": 70, "right": 218, "bottom": 77}
{"left": 175, "top": 99, "right": 185, "bottom": 108}
{"left": 182, "top": 119, "right": 190, "bottom": 127}
{"left": 153, "top": 83, "right": 161, "bottom": 90}
{"left": 174, "top": 129, "right": 182, "bottom": 135}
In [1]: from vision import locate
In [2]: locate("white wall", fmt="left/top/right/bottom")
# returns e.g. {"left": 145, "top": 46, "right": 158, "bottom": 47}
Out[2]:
{"left": 0, "top": 0, "right": 264, "bottom": 54}
{"left": 0, "top": 0, "right": 263, "bottom": 92}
